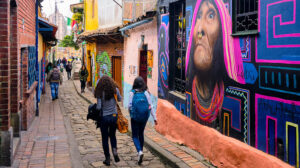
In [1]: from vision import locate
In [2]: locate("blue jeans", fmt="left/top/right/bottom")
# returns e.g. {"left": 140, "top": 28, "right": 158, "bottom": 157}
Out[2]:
{"left": 50, "top": 82, "right": 59, "bottom": 99}
{"left": 131, "top": 119, "right": 147, "bottom": 152}
{"left": 100, "top": 114, "right": 118, "bottom": 157}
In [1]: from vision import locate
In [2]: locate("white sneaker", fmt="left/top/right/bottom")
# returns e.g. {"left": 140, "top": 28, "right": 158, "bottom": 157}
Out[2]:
{"left": 138, "top": 151, "right": 144, "bottom": 165}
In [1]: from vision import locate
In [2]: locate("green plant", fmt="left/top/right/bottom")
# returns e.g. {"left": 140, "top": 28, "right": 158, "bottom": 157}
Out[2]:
{"left": 72, "top": 13, "right": 83, "bottom": 23}
{"left": 59, "top": 33, "right": 79, "bottom": 50}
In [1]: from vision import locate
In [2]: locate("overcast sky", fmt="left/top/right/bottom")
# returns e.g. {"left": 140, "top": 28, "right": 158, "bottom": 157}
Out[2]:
{"left": 41, "top": 0, "right": 80, "bottom": 18}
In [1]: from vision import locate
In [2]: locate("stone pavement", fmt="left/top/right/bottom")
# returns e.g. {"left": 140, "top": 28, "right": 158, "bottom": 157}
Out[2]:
{"left": 59, "top": 80, "right": 167, "bottom": 168}
{"left": 73, "top": 80, "right": 215, "bottom": 168}
{"left": 12, "top": 84, "right": 72, "bottom": 168}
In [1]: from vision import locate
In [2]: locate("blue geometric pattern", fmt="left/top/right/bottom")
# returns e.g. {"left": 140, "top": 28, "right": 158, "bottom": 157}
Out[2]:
{"left": 28, "top": 46, "right": 36, "bottom": 89}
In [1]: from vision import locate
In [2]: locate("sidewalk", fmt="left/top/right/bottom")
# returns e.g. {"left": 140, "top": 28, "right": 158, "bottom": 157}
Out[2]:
{"left": 12, "top": 85, "right": 72, "bottom": 168}
{"left": 73, "top": 80, "right": 215, "bottom": 168}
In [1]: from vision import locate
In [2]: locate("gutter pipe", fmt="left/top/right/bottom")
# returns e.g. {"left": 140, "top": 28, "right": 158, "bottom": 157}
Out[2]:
{"left": 119, "top": 18, "right": 153, "bottom": 37}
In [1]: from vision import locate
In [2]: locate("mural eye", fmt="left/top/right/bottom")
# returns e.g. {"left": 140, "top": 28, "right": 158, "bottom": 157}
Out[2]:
{"left": 208, "top": 11, "right": 215, "bottom": 20}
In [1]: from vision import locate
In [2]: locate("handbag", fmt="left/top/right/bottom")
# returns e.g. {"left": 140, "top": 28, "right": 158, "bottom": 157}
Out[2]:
{"left": 114, "top": 94, "right": 128, "bottom": 133}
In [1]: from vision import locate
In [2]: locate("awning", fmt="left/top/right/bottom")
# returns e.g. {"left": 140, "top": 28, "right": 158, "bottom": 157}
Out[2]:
{"left": 38, "top": 17, "right": 57, "bottom": 44}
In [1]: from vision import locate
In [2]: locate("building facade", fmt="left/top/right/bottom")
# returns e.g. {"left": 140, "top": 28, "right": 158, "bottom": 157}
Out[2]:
{"left": 156, "top": 0, "right": 300, "bottom": 167}
{"left": 49, "top": 11, "right": 67, "bottom": 41}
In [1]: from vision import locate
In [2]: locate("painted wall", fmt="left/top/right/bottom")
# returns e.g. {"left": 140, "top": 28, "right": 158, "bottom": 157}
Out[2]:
{"left": 123, "top": 18, "right": 158, "bottom": 121}
{"left": 95, "top": 42, "right": 124, "bottom": 88}
{"left": 86, "top": 42, "right": 97, "bottom": 84}
{"left": 84, "top": 0, "right": 99, "bottom": 31}
{"left": 157, "top": 0, "right": 300, "bottom": 167}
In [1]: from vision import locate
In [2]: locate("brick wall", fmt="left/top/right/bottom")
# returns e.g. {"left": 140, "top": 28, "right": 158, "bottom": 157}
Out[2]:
{"left": 0, "top": 0, "right": 11, "bottom": 132}
{"left": 18, "top": 0, "right": 37, "bottom": 130}
{"left": 18, "top": 0, "right": 36, "bottom": 46}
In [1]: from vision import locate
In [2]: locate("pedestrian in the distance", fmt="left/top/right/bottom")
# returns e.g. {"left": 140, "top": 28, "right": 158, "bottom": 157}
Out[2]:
{"left": 79, "top": 65, "right": 89, "bottom": 93}
{"left": 45, "top": 62, "right": 53, "bottom": 76}
{"left": 62, "top": 57, "right": 67, "bottom": 69}
{"left": 128, "top": 76, "right": 157, "bottom": 165}
{"left": 94, "top": 75, "right": 122, "bottom": 166}
{"left": 66, "top": 61, "right": 72, "bottom": 80}
{"left": 46, "top": 65, "right": 63, "bottom": 101}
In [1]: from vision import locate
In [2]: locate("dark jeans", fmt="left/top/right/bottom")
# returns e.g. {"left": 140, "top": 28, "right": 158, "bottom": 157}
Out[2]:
{"left": 80, "top": 80, "right": 86, "bottom": 91}
{"left": 131, "top": 119, "right": 147, "bottom": 152}
{"left": 50, "top": 82, "right": 59, "bottom": 99}
{"left": 67, "top": 71, "right": 71, "bottom": 80}
{"left": 100, "top": 114, "right": 118, "bottom": 157}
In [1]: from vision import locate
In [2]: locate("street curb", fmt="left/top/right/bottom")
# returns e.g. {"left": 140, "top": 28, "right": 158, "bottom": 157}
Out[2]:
{"left": 58, "top": 90, "right": 84, "bottom": 168}
{"left": 71, "top": 80, "right": 189, "bottom": 168}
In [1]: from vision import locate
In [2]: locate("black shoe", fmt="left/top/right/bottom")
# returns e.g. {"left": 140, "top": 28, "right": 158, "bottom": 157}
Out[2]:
{"left": 52, "top": 98, "right": 55, "bottom": 101}
{"left": 113, "top": 148, "right": 120, "bottom": 162}
{"left": 138, "top": 153, "right": 144, "bottom": 165}
{"left": 103, "top": 157, "right": 110, "bottom": 166}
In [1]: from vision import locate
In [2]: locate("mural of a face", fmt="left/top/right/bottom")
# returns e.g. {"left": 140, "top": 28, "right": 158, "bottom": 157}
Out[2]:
{"left": 193, "top": 1, "right": 220, "bottom": 71}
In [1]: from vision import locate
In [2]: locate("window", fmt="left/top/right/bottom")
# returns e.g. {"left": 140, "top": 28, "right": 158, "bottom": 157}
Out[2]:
{"left": 92, "top": 0, "right": 95, "bottom": 18}
{"left": 170, "top": 1, "right": 186, "bottom": 94}
{"left": 232, "top": 0, "right": 258, "bottom": 35}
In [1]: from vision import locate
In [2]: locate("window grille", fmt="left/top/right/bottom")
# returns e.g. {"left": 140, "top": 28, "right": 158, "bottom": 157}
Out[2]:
{"left": 28, "top": 46, "right": 36, "bottom": 89}
{"left": 170, "top": 0, "right": 186, "bottom": 94}
{"left": 233, "top": 0, "right": 258, "bottom": 35}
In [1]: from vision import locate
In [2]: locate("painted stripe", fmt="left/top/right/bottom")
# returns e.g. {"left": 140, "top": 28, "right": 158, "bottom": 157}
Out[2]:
{"left": 294, "top": 74, "right": 297, "bottom": 89}
{"left": 286, "top": 73, "right": 289, "bottom": 88}
{"left": 272, "top": 72, "right": 275, "bottom": 85}
{"left": 265, "top": 71, "right": 268, "bottom": 84}
{"left": 278, "top": 72, "right": 281, "bottom": 86}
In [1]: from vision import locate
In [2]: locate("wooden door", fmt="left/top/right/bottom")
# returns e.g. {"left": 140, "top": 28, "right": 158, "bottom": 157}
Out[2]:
{"left": 139, "top": 50, "right": 147, "bottom": 85}
{"left": 112, "top": 56, "right": 122, "bottom": 92}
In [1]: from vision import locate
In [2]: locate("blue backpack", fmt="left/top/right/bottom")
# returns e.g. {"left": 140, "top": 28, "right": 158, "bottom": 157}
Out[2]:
{"left": 130, "top": 90, "right": 150, "bottom": 122}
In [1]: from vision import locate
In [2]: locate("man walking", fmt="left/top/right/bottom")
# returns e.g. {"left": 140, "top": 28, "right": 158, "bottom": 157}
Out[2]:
{"left": 47, "top": 65, "right": 63, "bottom": 100}
{"left": 66, "top": 61, "right": 72, "bottom": 80}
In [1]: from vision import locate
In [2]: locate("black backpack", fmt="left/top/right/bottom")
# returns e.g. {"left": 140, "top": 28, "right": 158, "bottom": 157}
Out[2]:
{"left": 87, "top": 103, "right": 102, "bottom": 122}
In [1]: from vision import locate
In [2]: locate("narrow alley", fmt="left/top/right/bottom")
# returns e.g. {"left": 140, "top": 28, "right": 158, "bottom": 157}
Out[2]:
{"left": 12, "top": 77, "right": 168, "bottom": 168}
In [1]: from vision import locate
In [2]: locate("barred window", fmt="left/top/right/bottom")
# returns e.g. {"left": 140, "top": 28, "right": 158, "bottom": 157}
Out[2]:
{"left": 232, "top": 0, "right": 258, "bottom": 35}
{"left": 170, "top": 0, "right": 186, "bottom": 94}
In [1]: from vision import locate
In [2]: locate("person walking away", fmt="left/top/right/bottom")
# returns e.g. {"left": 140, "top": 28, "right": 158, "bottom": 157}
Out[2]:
{"left": 66, "top": 61, "right": 72, "bottom": 80}
{"left": 46, "top": 65, "right": 63, "bottom": 100}
{"left": 45, "top": 62, "right": 53, "bottom": 76}
{"left": 62, "top": 57, "right": 67, "bottom": 69}
{"left": 79, "top": 65, "right": 89, "bottom": 93}
{"left": 94, "top": 75, "right": 122, "bottom": 166}
{"left": 57, "top": 58, "right": 61, "bottom": 67}
{"left": 128, "top": 76, "right": 157, "bottom": 165}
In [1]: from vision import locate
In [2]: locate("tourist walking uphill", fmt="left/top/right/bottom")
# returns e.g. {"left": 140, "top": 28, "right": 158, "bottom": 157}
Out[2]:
{"left": 79, "top": 65, "right": 89, "bottom": 93}
{"left": 94, "top": 75, "right": 122, "bottom": 166}
{"left": 129, "top": 76, "right": 157, "bottom": 165}
{"left": 46, "top": 65, "right": 63, "bottom": 100}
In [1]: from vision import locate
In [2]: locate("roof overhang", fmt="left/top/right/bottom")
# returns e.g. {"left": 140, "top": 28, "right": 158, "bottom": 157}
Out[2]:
{"left": 38, "top": 17, "right": 57, "bottom": 45}
{"left": 77, "top": 26, "right": 123, "bottom": 44}
{"left": 119, "top": 18, "right": 153, "bottom": 37}
{"left": 70, "top": 2, "right": 84, "bottom": 13}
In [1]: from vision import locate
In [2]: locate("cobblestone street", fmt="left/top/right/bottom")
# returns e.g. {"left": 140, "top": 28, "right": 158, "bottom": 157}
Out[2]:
{"left": 59, "top": 80, "right": 167, "bottom": 168}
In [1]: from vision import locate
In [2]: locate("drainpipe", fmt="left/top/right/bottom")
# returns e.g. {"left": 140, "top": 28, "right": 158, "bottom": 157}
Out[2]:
{"left": 35, "top": 0, "right": 39, "bottom": 116}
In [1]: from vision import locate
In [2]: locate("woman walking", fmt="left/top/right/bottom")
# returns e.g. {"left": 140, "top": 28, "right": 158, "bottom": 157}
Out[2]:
{"left": 95, "top": 75, "right": 122, "bottom": 166}
{"left": 129, "top": 76, "right": 157, "bottom": 165}
{"left": 79, "top": 65, "right": 89, "bottom": 93}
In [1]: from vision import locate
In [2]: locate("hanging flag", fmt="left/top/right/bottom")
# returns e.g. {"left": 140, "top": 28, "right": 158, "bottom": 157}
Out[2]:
{"left": 67, "top": 17, "right": 72, "bottom": 26}
{"left": 71, "top": 20, "right": 76, "bottom": 28}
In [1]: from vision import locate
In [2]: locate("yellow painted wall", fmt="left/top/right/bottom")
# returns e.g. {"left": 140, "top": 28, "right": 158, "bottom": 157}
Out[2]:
{"left": 38, "top": 33, "right": 44, "bottom": 62}
{"left": 84, "top": 0, "right": 99, "bottom": 31}
{"left": 86, "top": 42, "right": 97, "bottom": 84}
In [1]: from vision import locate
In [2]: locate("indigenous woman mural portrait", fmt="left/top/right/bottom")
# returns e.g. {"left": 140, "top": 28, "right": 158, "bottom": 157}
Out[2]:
{"left": 186, "top": 0, "right": 245, "bottom": 126}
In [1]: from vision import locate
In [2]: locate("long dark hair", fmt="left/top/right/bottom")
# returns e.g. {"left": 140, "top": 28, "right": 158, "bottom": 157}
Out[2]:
{"left": 132, "top": 76, "right": 147, "bottom": 92}
{"left": 94, "top": 75, "right": 118, "bottom": 100}
{"left": 187, "top": 0, "right": 226, "bottom": 90}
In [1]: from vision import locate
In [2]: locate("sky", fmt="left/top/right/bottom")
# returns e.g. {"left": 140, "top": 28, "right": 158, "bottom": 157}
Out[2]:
{"left": 41, "top": 0, "right": 80, "bottom": 18}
